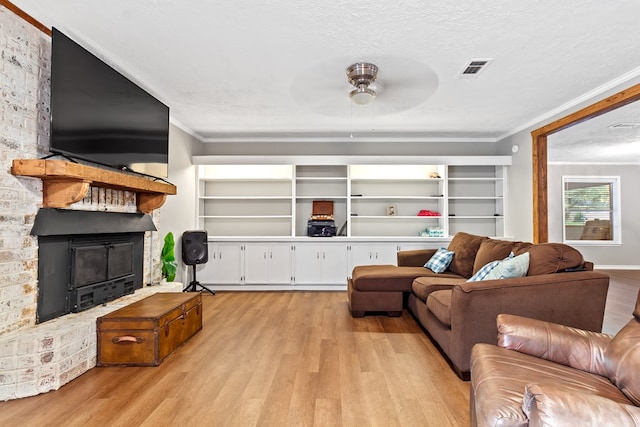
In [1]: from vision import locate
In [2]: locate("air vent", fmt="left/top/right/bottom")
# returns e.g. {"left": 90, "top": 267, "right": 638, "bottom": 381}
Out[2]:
{"left": 459, "top": 58, "right": 494, "bottom": 78}
{"left": 608, "top": 122, "right": 640, "bottom": 129}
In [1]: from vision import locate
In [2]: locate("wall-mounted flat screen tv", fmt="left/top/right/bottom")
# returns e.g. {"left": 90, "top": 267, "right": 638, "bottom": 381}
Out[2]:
{"left": 50, "top": 28, "right": 169, "bottom": 178}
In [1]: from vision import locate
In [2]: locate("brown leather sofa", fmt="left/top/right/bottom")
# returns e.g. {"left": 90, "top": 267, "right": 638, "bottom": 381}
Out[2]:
{"left": 470, "top": 290, "right": 640, "bottom": 426}
{"left": 347, "top": 232, "right": 610, "bottom": 378}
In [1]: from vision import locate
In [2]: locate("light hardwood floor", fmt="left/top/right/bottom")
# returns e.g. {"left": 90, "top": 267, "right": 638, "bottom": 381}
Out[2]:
{"left": 0, "top": 292, "right": 470, "bottom": 427}
{"left": 2, "top": 270, "right": 637, "bottom": 427}
{"left": 600, "top": 269, "right": 640, "bottom": 335}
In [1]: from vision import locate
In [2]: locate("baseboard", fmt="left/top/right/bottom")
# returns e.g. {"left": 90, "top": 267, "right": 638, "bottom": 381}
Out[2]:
{"left": 198, "top": 284, "right": 348, "bottom": 291}
{"left": 595, "top": 265, "right": 640, "bottom": 270}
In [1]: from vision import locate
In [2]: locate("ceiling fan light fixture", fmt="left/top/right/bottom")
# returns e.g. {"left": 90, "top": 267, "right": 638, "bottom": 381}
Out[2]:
{"left": 347, "top": 62, "right": 378, "bottom": 105}
{"left": 349, "top": 85, "right": 376, "bottom": 105}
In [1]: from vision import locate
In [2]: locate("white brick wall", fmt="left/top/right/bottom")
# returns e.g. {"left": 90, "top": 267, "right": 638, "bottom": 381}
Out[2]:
{"left": 0, "top": 6, "right": 49, "bottom": 336}
{"left": 0, "top": 6, "right": 167, "bottom": 400}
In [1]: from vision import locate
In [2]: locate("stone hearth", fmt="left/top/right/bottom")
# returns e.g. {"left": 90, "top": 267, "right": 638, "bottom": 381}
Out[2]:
{"left": 0, "top": 282, "right": 182, "bottom": 401}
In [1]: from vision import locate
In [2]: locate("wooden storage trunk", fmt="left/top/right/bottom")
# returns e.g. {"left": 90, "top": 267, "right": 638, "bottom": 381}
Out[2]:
{"left": 97, "top": 292, "right": 202, "bottom": 366}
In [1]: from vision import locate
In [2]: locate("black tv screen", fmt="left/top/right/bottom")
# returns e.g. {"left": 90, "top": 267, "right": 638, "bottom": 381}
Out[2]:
{"left": 50, "top": 28, "right": 169, "bottom": 178}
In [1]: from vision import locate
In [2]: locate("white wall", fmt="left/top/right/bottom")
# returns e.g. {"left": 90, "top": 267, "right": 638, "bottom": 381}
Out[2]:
{"left": 198, "top": 140, "right": 499, "bottom": 157}
{"left": 548, "top": 164, "right": 640, "bottom": 267}
{"left": 497, "top": 132, "right": 534, "bottom": 241}
{"left": 157, "top": 123, "right": 200, "bottom": 283}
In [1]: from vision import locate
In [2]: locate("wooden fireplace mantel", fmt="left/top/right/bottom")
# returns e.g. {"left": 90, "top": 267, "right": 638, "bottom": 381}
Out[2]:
{"left": 11, "top": 159, "right": 177, "bottom": 213}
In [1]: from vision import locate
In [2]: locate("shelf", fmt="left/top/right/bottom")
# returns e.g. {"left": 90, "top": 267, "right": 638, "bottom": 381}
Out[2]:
{"left": 296, "top": 196, "right": 348, "bottom": 199}
{"left": 200, "top": 196, "right": 292, "bottom": 200}
{"left": 448, "top": 196, "right": 503, "bottom": 200}
{"left": 296, "top": 177, "right": 347, "bottom": 181}
{"left": 351, "top": 178, "right": 443, "bottom": 183}
{"left": 199, "top": 215, "right": 292, "bottom": 219}
{"left": 197, "top": 163, "right": 506, "bottom": 239}
{"left": 449, "top": 215, "right": 504, "bottom": 219}
{"left": 447, "top": 177, "right": 503, "bottom": 181}
{"left": 201, "top": 178, "right": 292, "bottom": 182}
{"left": 12, "top": 159, "right": 176, "bottom": 213}
{"left": 352, "top": 215, "right": 442, "bottom": 219}
{"left": 352, "top": 196, "right": 443, "bottom": 200}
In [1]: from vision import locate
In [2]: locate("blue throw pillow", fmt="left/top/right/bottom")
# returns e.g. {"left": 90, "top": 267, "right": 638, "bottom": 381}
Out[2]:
{"left": 424, "top": 247, "right": 455, "bottom": 273}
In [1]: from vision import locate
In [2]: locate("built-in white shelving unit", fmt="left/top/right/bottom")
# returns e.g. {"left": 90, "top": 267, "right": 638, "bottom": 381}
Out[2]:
{"left": 193, "top": 158, "right": 509, "bottom": 289}
{"left": 447, "top": 165, "right": 505, "bottom": 237}
{"left": 294, "top": 165, "right": 348, "bottom": 237}
{"left": 349, "top": 164, "right": 446, "bottom": 237}
{"left": 197, "top": 163, "right": 506, "bottom": 239}
{"left": 198, "top": 165, "right": 294, "bottom": 237}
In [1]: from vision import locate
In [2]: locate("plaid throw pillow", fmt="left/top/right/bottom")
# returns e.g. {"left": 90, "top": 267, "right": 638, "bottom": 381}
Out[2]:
{"left": 467, "top": 252, "right": 516, "bottom": 282}
{"left": 467, "top": 260, "right": 502, "bottom": 282}
{"left": 424, "top": 247, "right": 455, "bottom": 273}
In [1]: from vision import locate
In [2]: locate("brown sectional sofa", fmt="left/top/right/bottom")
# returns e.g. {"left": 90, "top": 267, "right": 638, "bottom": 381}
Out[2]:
{"left": 470, "top": 291, "right": 640, "bottom": 426}
{"left": 347, "top": 232, "right": 610, "bottom": 378}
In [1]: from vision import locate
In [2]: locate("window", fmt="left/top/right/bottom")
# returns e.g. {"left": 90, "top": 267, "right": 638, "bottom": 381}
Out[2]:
{"left": 562, "top": 176, "right": 621, "bottom": 244}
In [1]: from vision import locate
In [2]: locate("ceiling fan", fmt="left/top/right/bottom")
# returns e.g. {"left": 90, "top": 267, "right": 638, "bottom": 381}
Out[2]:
{"left": 290, "top": 56, "right": 440, "bottom": 116}
{"left": 346, "top": 62, "right": 379, "bottom": 105}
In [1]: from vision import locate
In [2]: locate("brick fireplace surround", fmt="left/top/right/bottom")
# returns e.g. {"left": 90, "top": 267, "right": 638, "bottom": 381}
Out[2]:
{"left": 0, "top": 5, "right": 175, "bottom": 400}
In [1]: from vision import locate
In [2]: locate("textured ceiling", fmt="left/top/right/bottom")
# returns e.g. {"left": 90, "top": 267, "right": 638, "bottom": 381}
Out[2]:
{"left": 8, "top": 1, "right": 640, "bottom": 162}
{"left": 549, "top": 102, "right": 640, "bottom": 163}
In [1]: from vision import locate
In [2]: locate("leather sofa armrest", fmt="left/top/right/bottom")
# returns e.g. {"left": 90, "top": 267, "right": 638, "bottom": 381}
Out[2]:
{"left": 397, "top": 249, "right": 437, "bottom": 267}
{"left": 497, "top": 313, "right": 612, "bottom": 376}
{"left": 523, "top": 384, "right": 640, "bottom": 427}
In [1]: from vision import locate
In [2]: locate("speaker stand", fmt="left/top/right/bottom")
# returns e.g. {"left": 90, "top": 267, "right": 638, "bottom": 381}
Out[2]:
{"left": 183, "top": 264, "right": 215, "bottom": 296}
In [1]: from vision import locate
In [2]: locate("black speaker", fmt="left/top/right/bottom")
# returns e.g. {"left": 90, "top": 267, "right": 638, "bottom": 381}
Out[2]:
{"left": 182, "top": 231, "right": 208, "bottom": 265}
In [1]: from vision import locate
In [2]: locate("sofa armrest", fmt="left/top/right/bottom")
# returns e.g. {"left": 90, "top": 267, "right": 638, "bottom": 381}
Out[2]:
{"left": 497, "top": 313, "right": 612, "bottom": 376}
{"left": 397, "top": 249, "right": 437, "bottom": 267}
{"left": 446, "top": 270, "right": 609, "bottom": 374}
{"left": 523, "top": 384, "right": 640, "bottom": 427}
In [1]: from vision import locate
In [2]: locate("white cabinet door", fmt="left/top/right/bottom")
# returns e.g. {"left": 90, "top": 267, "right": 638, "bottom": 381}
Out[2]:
{"left": 267, "top": 244, "right": 293, "bottom": 284}
{"left": 244, "top": 244, "right": 270, "bottom": 284}
{"left": 321, "top": 244, "right": 349, "bottom": 284}
{"left": 348, "top": 244, "right": 398, "bottom": 270}
{"left": 196, "top": 242, "right": 243, "bottom": 285}
{"left": 212, "top": 243, "right": 243, "bottom": 284}
{"left": 292, "top": 245, "right": 323, "bottom": 284}
{"left": 244, "top": 244, "right": 292, "bottom": 284}
{"left": 293, "top": 243, "right": 348, "bottom": 285}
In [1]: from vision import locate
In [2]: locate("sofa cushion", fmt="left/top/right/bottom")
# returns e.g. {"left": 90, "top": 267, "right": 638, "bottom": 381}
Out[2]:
{"left": 446, "top": 232, "right": 488, "bottom": 278}
{"left": 514, "top": 243, "right": 584, "bottom": 276}
{"left": 350, "top": 265, "right": 438, "bottom": 292}
{"left": 605, "top": 318, "right": 640, "bottom": 406}
{"left": 411, "top": 276, "right": 465, "bottom": 302}
{"left": 483, "top": 252, "right": 530, "bottom": 280}
{"left": 522, "top": 383, "right": 640, "bottom": 427}
{"left": 424, "top": 247, "right": 455, "bottom": 273}
{"left": 472, "top": 239, "right": 516, "bottom": 274}
{"left": 471, "top": 344, "right": 633, "bottom": 427}
{"left": 427, "top": 290, "right": 452, "bottom": 327}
